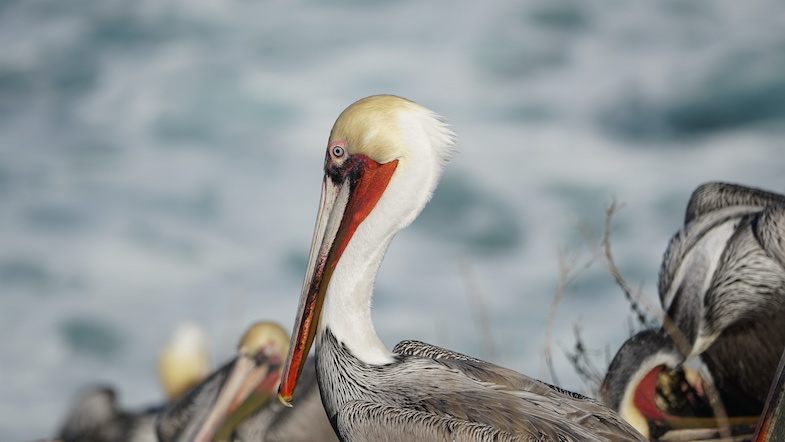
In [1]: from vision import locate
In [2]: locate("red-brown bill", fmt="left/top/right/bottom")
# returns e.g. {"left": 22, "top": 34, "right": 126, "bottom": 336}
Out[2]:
{"left": 278, "top": 155, "right": 398, "bottom": 404}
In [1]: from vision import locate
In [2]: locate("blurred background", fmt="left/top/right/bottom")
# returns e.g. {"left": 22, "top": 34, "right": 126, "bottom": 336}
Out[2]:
{"left": 1, "top": 0, "right": 784, "bottom": 438}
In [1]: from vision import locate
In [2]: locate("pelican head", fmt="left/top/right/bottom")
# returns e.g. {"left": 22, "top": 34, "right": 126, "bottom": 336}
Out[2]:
{"left": 158, "top": 322, "right": 210, "bottom": 401}
{"left": 237, "top": 320, "right": 290, "bottom": 358}
{"left": 59, "top": 386, "right": 120, "bottom": 441}
{"left": 189, "top": 321, "right": 289, "bottom": 442}
{"left": 601, "top": 329, "right": 718, "bottom": 439}
{"left": 278, "top": 95, "right": 455, "bottom": 403}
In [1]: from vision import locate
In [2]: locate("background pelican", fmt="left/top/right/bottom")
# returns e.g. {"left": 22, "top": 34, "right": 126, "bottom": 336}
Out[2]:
{"left": 58, "top": 323, "right": 209, "bottom": 442}
{"left": 158, "top": 322, "right": 211, "bottom": 402}
{"left": 599, "top": 329, "right": 759, "bottom": 439}
{"left": 277, "top": 95, "right": 646, "bottom": 441}
{"left": 58, "top": 386, "right": 157, "bottom": 442}
{"left": 156, "top": 321, "right": 336, "bottom": 442}
{"left": 659, "top": 182, "right": 785, "bottom": 410}
{"left": 600, "top": 183, "right": 785, "bottom": 437}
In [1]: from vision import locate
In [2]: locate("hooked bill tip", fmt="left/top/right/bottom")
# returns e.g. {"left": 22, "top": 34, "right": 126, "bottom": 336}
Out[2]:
{"left": 277, "top": 392, "right": 293, "bottom": 407}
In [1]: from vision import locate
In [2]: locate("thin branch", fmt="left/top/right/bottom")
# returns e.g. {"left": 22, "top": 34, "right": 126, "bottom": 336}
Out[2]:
{"left": 458, "top": 260, "right": 497, "bottom": 361}
{"left": 564, "top": 324, "right": 604, "bottom": 396}
{"left": 698, "top": 365, "right": 733, "bottom": 441}
{"left": 543, "top": 243, "right": 603, "bottom": 386}
{"left": 602, "top": 201, "right": 655, "bottom": 328}
{"left": 544, "top": 253, "right": 570, "bottom": 386}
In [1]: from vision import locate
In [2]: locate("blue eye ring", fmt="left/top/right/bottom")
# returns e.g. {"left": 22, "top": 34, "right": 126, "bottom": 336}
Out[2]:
{"left": 331, "top": 145, "right": 345, "bottom": 157}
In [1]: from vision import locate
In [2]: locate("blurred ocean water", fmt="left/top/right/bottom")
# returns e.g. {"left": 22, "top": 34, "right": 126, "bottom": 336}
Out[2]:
{"left": 1, "top": 0, "right": 784, "bottom": 438}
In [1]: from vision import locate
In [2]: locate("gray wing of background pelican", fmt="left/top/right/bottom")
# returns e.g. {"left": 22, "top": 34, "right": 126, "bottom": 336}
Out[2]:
{"left": 684, "top": 182, "right": 785, "bottom": 224}
{"left": 155, "top": 360, "right": 232, "bottom": 442}
{"left": 653, "top": 182, "right": 785, "bottom": 405}
{"left": 704, "top": 210, "right": 785, "bottom": 324}
{"left": 659, "top": 182, "right": 785, "bottom": 313}
{"left": 755, "top": 205, "right": 785, "bottom": 271}
{"left": 157, "top": 357, "right": 337, "bottom": 442}
{"left": 59, "top": 386, "right": 158, "bottom": 442}
{"left": 684, "top": 184, "right": 785, "bottom": 326}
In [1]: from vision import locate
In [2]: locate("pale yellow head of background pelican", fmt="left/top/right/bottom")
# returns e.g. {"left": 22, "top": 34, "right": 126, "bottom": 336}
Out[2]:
{"left": 279, "top": 95, "right": 455, "bottom": 402}
{"left": 237, "top": 320, "right": 289, "bottom": 359}
{"left": 158, "top": 322, "right": 210, "bottom": 401}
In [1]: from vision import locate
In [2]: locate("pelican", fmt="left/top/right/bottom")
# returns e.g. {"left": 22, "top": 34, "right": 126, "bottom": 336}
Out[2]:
{"left": 156, "top": 321, "right": 337, "bottom": 442}
{"left": 276, "top": 95, "right": 646, "bottom": 441}
{"left": 58, "top": 323, "right": 210, "bottom": 442}
{"left": 600, "top": 183, "right": 785, "bottom": 436}
{"left": 600, "top": 330, "right": 691, "bottom": 438}
{"left": 58, "top": 386, "right": 158, "bottom": 442}
{"left": 158, "top": 322, "right": 211, "bottom": 401}
{"left": 599, "top": 329, "right": 760, "bottom": 439}
{"left": 659, "top": 182, "right": 785, "bottom": 409}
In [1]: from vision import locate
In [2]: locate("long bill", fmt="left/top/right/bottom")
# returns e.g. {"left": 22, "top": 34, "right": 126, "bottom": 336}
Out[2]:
{"left": 278, "top": 157, "right": 398, "bottom": 404}
{"left": 754, "top": 350, "right": 785, "bottom": 441}
{"left": 186, "top": 351, "right": 282, "bottom": 442}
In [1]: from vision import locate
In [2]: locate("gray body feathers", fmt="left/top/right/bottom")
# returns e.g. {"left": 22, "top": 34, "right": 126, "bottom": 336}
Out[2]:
{"left": 58, "top": 387, "right": 158, "bottom": 442}
{"left": 317, "top": 331, "right": 645, "bottom": 442}
{"left": 659, "top": 182, "right": 785, "bottom": 409}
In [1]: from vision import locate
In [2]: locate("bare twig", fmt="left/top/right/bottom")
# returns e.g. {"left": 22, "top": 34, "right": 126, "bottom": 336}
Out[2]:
{"left": 543, "top": 243, "right": 603, "bottom": 386}
{"left": 698, "top": 365, "right": 733, "bottom": 441}
{"left": 602, "top": 201, "right": 655, "bottom": 328}
{"left": 564, "top": 325, "right": 604, "bottom": 396}
{"left": 458, "top": 260, "right": 497, "bottom": 361}
{"left": 544, "top": 253, "right": 570, "bottom": 386}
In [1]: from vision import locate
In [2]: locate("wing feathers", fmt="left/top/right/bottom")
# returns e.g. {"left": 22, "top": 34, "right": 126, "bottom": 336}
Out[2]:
{"left": 393, "top": 340, "right": 645, "bottom": 441}
{"left": 685, "top": 182, "right": 785, "bottom": 223}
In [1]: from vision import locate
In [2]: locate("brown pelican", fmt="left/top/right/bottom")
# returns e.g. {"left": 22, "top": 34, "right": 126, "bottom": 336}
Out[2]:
{"left": 156, "top": 321, "right": 337, "bottom": 442}
{"left": 58, "top": 323, "right": 210, "bottom": 442}
{"left": 600, "top": 330, "right": 694, "bottom": 438}
{"left": 599, "top": 329, "right": 760, "bottom": 439}
{"left": 58, "top": 386, "right": 158, "bottom": 442}
{"left": 276, "top": 95, "right": 646, "bottom": 441}
{"left": 158, "top": 322, "right": 211, "bottom": 401}
{"left": 659, "top": 182, "right": 785, "bottom": 409}
{"left": 600, "top": 183, "right": 785, "bottom": 436}
{"left": 59, "top": 387, "right": 158, "bottom": 442}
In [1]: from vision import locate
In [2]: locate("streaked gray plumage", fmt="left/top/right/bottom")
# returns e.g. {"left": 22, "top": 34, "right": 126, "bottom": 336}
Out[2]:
{"left": 58, "top": 386, "right": 157, "bottom": 442}
{"left": 317, "top": 331, "right": 646, "bottom": 442}
{"left": 659, "top": 182, "right": 785, "bottom": 411}
{"left": 156, "top": 357, "right": 337, "bottom": 442}
{"left": 602, "top": 181, "right": 785, "bottom": 429}
{"left": 156, "top": 360, "right": 230, "bottom": 442}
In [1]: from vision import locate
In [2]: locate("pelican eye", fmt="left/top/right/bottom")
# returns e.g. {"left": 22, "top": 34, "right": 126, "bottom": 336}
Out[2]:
{"left": 254, "top": 352, "right": 268, "bottom": 366}
{"left": 331, "top": 145, "right": 345, "bottom": 158}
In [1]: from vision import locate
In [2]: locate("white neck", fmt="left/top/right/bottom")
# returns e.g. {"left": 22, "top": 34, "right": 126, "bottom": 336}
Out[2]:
{"left": 318, "top": 221, "right": 396, "bottom": 365}
{"left": 316, "top": 111, "right": 451, "bottom": 365}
